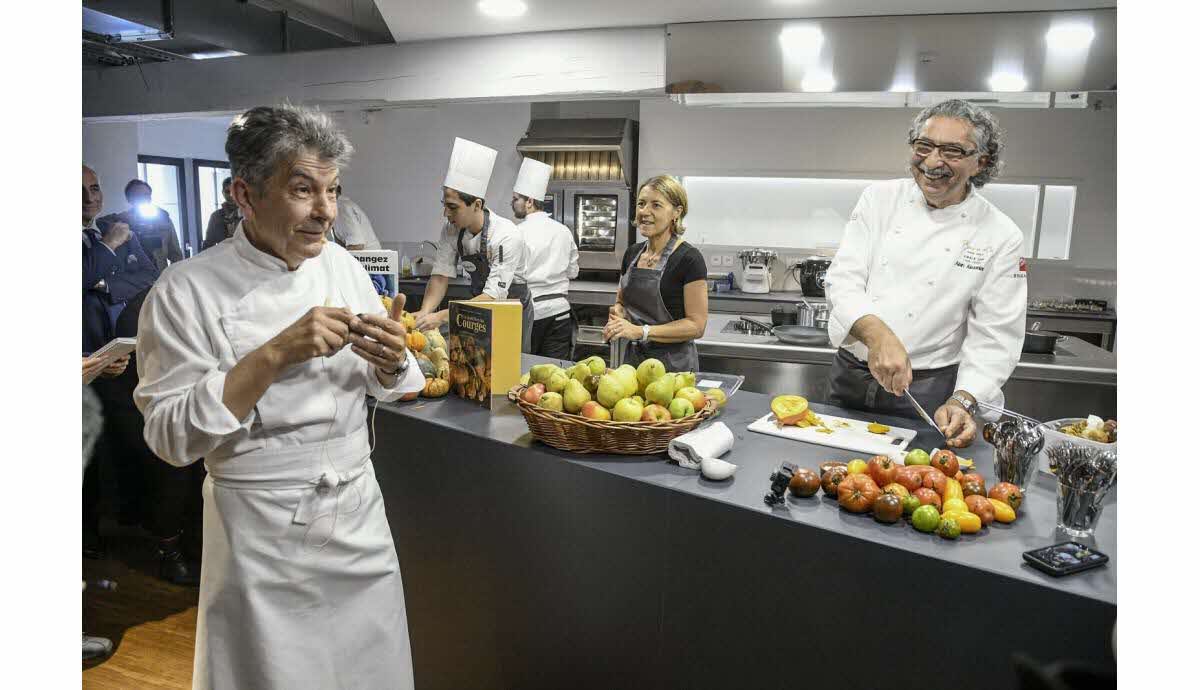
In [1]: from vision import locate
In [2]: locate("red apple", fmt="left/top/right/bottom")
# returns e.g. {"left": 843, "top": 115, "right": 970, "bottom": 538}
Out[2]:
{"left": 580, "top": 401, "right": 611, "bottom": 421}
{"left": 641, "top": 404, "right": 672, "bottom": 422}
{"left": 521, "top": 383, "right": 546, "bottom": 404}
{"left": 675, "top": 387, "right": 708, "bottom": 412}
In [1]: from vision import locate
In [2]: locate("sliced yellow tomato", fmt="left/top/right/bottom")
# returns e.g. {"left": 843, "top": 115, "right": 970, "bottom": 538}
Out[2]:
{"left": 866, "top": 422, "right": 890, "bottom": 434}
{"left": 771, "top": 395, "right": 809, "bottom": 425}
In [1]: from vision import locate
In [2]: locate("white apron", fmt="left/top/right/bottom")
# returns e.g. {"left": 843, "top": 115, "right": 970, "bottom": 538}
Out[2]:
{"left": 193, "top": 261, "right": 415, "bottom": 690}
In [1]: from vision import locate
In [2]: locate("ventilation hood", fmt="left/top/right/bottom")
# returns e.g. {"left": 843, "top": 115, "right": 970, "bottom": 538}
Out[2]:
{"left": 516, "top": 118, "right": 637, "bottom": 187}
{"left": 665, "top": 8, "right": 1116, "bottom": 108}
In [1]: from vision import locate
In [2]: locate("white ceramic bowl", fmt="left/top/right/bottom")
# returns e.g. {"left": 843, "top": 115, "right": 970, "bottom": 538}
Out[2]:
{"left": 1037, "top": 418, "right": 1117, "bottom": 475}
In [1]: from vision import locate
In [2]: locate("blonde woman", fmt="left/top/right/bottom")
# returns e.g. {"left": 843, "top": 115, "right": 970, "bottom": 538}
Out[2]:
{"left": 603, "top": 175, "right": 708, "bottom": 371}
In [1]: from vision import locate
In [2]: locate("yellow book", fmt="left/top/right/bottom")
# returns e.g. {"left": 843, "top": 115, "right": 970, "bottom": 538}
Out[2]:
{"left": 447, "top": 300, "right": 523, "bottom": 409}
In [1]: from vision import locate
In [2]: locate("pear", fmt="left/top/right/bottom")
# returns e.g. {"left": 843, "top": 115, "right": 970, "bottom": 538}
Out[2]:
{"left": 673, "top": 371, "right": 697, "bottom": 393}
{"left": 537, "top": 392, "right": 564, "bottom": 412}
{"left": 636, "top": 358, "right": 666, "bottom": 389}
{"left": 614, "top": 364, "right": 639, "bottom": 397}
{"left": 567, "top": 363, "right": 592, "bottom": 385}
{"left": 545, "top": 369, "right": 569, "bottom": 394}
{"left": 580, "top": 355, "right": 607, "bottom": 377}
{"left": 563, "top": 379, "right": 592, "bottom": 414}
{"left": 519, "top": 373, "right": 530, "bottom": 386}
{"left": 583, "top": 374, "right": 600, "bottom": 394}
{"left": 529, "top": 364, "right": 556, "bottom": 385}
{"left": 596, "top": 373, "right": 625, "bottom": 409}
{"left": 645, "top": 374, "right": 676, "bottom": 408}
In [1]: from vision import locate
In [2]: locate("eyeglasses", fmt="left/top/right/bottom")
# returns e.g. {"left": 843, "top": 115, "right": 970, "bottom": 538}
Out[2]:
{"left": 910, "top": 138, "right": 978, "bottom": 162}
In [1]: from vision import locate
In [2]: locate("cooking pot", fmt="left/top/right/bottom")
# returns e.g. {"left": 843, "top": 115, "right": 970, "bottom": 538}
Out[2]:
{"left": 797, "top": 257, "right": 832, "bottom": 297}
{"left": 1023, "top": 330, "right": 1066, "bottom": 354}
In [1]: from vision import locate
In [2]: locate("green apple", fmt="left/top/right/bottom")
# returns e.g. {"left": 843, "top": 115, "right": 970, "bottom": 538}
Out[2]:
{"left": 632, "top": 395, "right": 645, "bottom": 407}
{"left": 613, "top": 397, "right": 644, "bottom": 422}
{"left": 641, "top": 404, "right": 671, "bottom": 422}
{"left": 645, "top": 374, "right": 676, "bottom": 407}
{"left": 675, "top": 386, "right": 708, "bottom": 412}
{"left": 596, "top": 373, "right": 624, "bottom": 409}
{"left": 668, "top": 397, "right": 695, "bottom": 419}
{"left": 672, "top": 371, "right": 697, "bottom": 393}
{"left": 636, "top": 358, "right": 666, "bottom": 389}
{"left": 536, "top": 392, "right": 564, "bottom": 412}
{"left": 563, "top": 379, "right": 591, "bottom": 414}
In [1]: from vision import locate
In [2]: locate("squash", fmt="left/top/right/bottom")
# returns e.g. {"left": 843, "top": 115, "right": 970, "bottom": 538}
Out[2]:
{"left": 422, "top": 376, "right": 450, "bottom": 398}
{"left": 436, "top": 360, "right": 450, "bottom": 381}
{"left": 423, "top": 329, "right": 446, "bottom": 353}
{"left": 429, "top": 347, "right": 448, "bottom": 367}
{"left": 416, "top": 357, "right": 437, "bottom": 379}
{"left": 399, "top": 390, "right": 419, "bottom": 402}
{"left": 407, "top": 330, "right": 427, "bottom": 353}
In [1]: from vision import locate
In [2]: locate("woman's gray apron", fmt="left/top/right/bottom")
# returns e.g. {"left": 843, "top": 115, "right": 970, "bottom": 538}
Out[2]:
{"left": 618, "top": 236, "right": 699, "bottom": 372}
{"left": 827, "top": 347, "right": 958, "bottom": 420}
{"left": 456, "top": 211, "right": 534, "bottom": 352}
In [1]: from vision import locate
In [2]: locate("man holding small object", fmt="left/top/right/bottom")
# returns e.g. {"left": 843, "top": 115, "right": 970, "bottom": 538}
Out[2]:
{"left": 135, "top": 105, "right": 424, "bottom": 689}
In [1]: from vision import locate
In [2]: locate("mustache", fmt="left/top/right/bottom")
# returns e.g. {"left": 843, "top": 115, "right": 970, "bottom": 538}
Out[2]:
{"left": 915, "top": 164, "right": 952, "bottom": 178}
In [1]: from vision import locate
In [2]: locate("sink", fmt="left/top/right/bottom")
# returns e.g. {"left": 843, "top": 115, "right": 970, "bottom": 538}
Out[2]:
{"left": 720, "top": 320, "right": 773, "bottom": 336}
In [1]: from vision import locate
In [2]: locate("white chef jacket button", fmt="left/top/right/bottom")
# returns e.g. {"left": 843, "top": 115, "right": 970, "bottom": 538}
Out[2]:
{"left": 907, "top": 312, "right": 914, "bottom": 318}
{"left": 881, "top": 258, "right": 889, "bottom": 265}
{"left": 961, "top": 213, "right": 967, "bottom": 218}
{"left": 928, "top": 280, "right": 934, "bottom": 286}
{"left": 944, "top": 247, "right": 951, "bottom": 252}
{"left": 872, "top": 296, "right": 880, "bottom": 303}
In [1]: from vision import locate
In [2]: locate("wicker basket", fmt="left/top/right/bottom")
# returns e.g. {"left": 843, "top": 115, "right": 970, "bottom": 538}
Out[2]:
{"left": 508, "top": 384, "right": 718, "bottom": 455}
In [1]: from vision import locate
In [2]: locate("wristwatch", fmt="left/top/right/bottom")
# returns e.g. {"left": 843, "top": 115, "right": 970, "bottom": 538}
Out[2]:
{"left": 641, "top": 324, "right": 652, "bottom": 343}
{"left": 950, "top": 392, "right": 978, "bottom": 416}
{"left": 382, "top": 351, "right": 410, "bottom": 377}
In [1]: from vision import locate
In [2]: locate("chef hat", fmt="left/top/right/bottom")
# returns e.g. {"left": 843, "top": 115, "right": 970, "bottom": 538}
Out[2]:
{"left": 513, "top": 157, "right": 552, "bottom": 200}
{"left": 443, "top": 137, "right": 497, "bottom": 199}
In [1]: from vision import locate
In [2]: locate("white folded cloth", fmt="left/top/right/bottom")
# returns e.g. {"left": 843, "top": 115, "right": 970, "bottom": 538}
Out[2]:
{"left": 668, "top": 422, "right": 735, "bottom": 470}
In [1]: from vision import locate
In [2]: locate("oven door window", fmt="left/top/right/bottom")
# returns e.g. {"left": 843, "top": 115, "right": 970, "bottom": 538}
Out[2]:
{"left": 574, "top": 194, "right": 618, "bottom": 252}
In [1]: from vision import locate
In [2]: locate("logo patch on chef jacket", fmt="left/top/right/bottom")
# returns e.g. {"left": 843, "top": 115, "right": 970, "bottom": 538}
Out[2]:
{"left": 498, "top": 281, "right": 507, "bottom": 289}
{"left": 1010, "top": 257, "right": 1029, "bottom": 279}
{"left": 1019, "top": 257, "right": 1028, "bottom": 272}
{"left": 461, "top": 261, "right": 476, "bottom": 273}
{"left": 954, "top": 244, "right": 995, "bottom": 272}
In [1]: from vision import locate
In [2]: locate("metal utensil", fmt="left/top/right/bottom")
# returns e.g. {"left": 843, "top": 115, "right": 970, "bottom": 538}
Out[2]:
{"left": 903, "top": 389, "right": 944, "bottom": 436}
{"left": 739, "top": 317, "right": 830, "bottom": 346}
{"left": 983, "top": 420, "right": 1046, "bottom": 491}
{"left": 975, "top": 399, "right": 1043, "bottom": 426}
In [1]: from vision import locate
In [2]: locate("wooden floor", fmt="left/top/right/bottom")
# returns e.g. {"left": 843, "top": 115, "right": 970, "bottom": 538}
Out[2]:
{"left": 83, "top": 524, "right": 198, "bottom": 689}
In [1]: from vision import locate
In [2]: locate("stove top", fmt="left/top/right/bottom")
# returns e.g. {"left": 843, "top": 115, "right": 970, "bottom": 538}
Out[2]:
{"left": 1028, "top": 299, "right": 1114, "bottom": 315}
{"left": 721, "top": 320, "right": 774, "bottom": 336}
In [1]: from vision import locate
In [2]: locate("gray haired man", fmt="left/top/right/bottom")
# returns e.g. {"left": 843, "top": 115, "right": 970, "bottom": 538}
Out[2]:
{"left": 825, "top": 99, "right": 1028, "bottom": 447}
{"left": 133, "top": 105, "right": 424, "bottom": 689}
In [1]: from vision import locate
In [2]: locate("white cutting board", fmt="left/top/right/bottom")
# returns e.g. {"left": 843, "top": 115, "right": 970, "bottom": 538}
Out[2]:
{"left": 747, "top": 412, "right": 917, "bottom": 458}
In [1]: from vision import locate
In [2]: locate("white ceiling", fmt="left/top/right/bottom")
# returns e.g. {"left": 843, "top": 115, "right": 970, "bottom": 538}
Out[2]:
{"left": 374, "top": 1, "right": 1115, "bottom": 43}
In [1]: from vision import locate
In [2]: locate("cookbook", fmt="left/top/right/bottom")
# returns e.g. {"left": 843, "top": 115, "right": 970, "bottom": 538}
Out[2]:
{"left": 447, "top": 300, "right": 522, "bottom": 409}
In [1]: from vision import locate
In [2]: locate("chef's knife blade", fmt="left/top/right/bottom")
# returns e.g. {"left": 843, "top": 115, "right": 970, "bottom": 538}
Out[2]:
{"left": 903, "top": 389, "right": 945, "bottom": 437}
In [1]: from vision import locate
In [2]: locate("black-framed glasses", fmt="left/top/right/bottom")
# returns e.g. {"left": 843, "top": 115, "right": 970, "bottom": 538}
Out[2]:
{"left": 910, "top": 138, "right": 978, "bottom": 162}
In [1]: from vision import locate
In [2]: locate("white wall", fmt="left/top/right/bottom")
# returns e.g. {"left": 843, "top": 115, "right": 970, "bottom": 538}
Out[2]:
{"left": 138, "top": 118, "right": 231, "bottom": 160}
{"left": 81, "top": 122, "right": 139, "bottom": 221}
{"left": 637, "top": 99, "right": 1118, "bottom": 302}
{"left": 332, "top": 102, "right": 532, "bottom": 252}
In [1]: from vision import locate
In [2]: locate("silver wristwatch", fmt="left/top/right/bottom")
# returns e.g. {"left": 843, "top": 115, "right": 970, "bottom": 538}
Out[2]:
{"left": 384, "top": 352, "right": 410, "bottom": 377}
{"left": 950, "top": 392, "right": 977, "bottom": 416}
{"left": 641, "top": 324, "right": 651, "bottom": 343}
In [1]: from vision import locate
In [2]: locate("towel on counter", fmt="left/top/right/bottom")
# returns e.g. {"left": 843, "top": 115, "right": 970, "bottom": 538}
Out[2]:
{"left": 668, "top": 422, "right": 735, "bottom": 470}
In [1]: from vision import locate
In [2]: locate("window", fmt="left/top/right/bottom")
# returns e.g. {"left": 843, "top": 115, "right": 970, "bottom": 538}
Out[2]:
{"left": 136, "top": 155, "right": 188, "bottom": 250}
{"left": 681, "top": 176, "right": 1076, "bottom": 260}
{"left": 193, "top": 159, "right": 231, "bottom": 243}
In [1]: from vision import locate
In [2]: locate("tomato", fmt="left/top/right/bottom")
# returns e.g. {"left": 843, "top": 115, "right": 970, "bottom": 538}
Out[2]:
{"left": 943, "top": 478, "right": 964, "bottom": 503}
{"left": 987, "top": 498, "right": 1017, "bottom": 523}
{"left": 901, "top": 494, "right": 921, "bottom": 516}
{"left": 896, "top": 466, "right": 924, "bottom": 493}
{"left": 837, "top": 474, "right": 882, "bottom": 513}
{"left": 821, "top": 467, "right": 849, "bottom": 498}
{"left": 913, "top": 488, "right": 942, "bottom": 511}
{"left": 771, "top": 395, "right": 809, "bottom": 425}
{"left": 873, "top": 494, "right": 903, "bottom": 523}
{"left": 918, "top": 467, "right": 947, "bottom": 496}
{"left": 988, "top": 482, "right": 1024, "bottom": 512}
{"left": 962, "top": 479, "right": 987, "bottom": 498}
{"left": 935, "top": 517, "right": 961, "bottom": 540}
{"left": 964, "top": 495, "right": 995, "bottom": 526}
{"left": 940, "top": 511, "right": 980, "bottom": 534}
{"left": 931, "top": 449, "right": 960, "bottom": 478}
{"left": 882, "top": 482, "right": 910, "bottom": 499}
{"left": 818, "top": 461, "right": 848, "bottom": 476}
{"left": 846, "top": 459, "right": 869, "bottom": 475}
{"left": 788, "top": 468, "right": 821, "bottom": 497}
{"left": 867, "top": 455, "right": 899, "bottom": 487}
{"left": 942, "top": 498, "right": 969, "bottom": 514}
{"left": 912, "top": 505, "right": 940, "bottom": 532}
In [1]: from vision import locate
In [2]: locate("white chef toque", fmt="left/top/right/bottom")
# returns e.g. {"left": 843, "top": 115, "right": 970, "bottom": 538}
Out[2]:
{"left": 513, "top": 157, "right": 552, "bottom": 200}
{"left": 443, "top": 137, "right": 498, "bottom": 199}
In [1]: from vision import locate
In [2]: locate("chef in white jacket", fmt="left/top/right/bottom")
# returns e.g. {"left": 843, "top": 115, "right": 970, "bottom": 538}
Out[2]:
{"left": 511, "top": 157, "right": 579, "bottom": 359}
{"left": 414, "top": 137, "right": 534, "bottom": 351}
{"left": 134, "top": 105, "right": 425, "bottom": 690}
{"left": 825, "top": 99, "right": 1027, "bottom": 447}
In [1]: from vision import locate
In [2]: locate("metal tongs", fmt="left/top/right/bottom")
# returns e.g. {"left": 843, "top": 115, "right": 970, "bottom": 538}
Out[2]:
{"left": 974, "top": 399, "right": 1043, "bottom": 426}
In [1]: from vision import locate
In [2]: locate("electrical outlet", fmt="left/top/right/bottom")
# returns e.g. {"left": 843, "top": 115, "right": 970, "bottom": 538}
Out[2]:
{"left": 709, "top": 254, "right": 723, "bottom": 267}
{"left": 721, "top": 255, "right": 734, "bottom": 266}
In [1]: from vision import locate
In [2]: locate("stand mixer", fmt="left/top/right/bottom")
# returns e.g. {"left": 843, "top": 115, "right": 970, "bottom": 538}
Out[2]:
{"left": 737, "top": 248, "right": 777, "bottom": 294}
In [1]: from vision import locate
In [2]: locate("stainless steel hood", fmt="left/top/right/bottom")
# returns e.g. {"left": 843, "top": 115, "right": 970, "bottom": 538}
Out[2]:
{"left": 665, "top": 9, "right": 1116, "bottom": 105}
{"left": 516, "top": 118, "right": 637, "bottom": 187}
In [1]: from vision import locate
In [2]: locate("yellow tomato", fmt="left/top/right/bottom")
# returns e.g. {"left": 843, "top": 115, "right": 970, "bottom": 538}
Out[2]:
{"left": 987, "top": 498, "right": 1017, "bottom": 523}
{"left": 846, "top": 459, "right": 869, "bottom": 475}
{"left": 943, "top": 478, "right": 964, "bottom": 503}
{"left": 942, "top": 498, "right": 969, "bottom": 514}
{"left": 941, "top": 510, "right": 982, "bottom": 534}
{"left": 770, "top": 395, "right": 809, "bottom": 425}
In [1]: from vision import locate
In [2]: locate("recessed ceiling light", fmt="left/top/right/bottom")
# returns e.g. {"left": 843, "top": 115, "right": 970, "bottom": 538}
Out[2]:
{"left": 1045, "top": 23, "right": 1095, "bottom": 52}
{"left": 801, "top": 71, "right": 836, "bottom": 92}
{"left": 477, "top": 0, "right": 527, "bottom": 18}
{"left": 988, "top": 72, "right": 1028, "bottom": 92}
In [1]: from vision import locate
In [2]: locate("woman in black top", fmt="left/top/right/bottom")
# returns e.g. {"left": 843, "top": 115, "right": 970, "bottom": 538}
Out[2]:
{"left": 603, "top": 175, "right": 709, "bottom": 372}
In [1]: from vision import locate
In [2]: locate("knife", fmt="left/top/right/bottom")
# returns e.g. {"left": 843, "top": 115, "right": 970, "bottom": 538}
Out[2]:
{"left": 903, "top": 389, "right": 945, "bottom": 437}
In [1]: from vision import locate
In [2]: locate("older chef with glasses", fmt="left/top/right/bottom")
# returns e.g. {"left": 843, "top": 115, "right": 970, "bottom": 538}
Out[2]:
{"left": 824, "top": 99, "right": 1028, "bottom": 447}
{"left": 511, "top": 157, "right": 579, "bottom": 359}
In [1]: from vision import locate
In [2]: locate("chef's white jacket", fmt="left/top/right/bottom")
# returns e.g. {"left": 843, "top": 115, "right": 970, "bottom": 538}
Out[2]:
{"left": 332, "top": 196, "right": 382, "bottom": 249}
{"left": 826, "top": 178, "right": 1028, "bottom": 404}
{"left": 134, "top": 223, "right": 425, "bottom": 469}
{"left": 431, "top": 208, "right": 528, "bottom": 300}
{"left": 519, "top": 211, "right": 579, "bottom": 320}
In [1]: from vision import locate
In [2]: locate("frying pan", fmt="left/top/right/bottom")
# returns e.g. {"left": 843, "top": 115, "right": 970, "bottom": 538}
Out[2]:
{"left": 740, "top": 316, "right": 830, "bottom": 346}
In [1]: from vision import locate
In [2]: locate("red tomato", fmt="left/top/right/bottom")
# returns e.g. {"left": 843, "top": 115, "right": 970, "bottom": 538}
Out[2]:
{"left": 913, "top": 488, "right": 942, "bottom": 511}
{"left": 837, "top": 474, "right": 882, "bottom": 513}
{"left": 964, "top": 495, "right": 996, "bottom": 526}
{"left": 931, "top": 449, "right": 960, "bottom": 478}
{"left": 867, "top": 455, "right": 899, "bottom": 487}
{"left": 896, "top": 466, "right": 924, "bottom": 493}
{"left": 988, "top": 482, "right": 1024, "bottom": 512}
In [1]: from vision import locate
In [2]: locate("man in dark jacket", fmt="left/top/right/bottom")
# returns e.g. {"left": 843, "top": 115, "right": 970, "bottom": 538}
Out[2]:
{"left": 97, "top": 179, "right": 184, "bottom": 273}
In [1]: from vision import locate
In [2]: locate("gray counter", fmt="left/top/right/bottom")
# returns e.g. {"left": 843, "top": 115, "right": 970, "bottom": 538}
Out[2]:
{"left": 372, "top": 356, "right": 1116, "bottom": 690}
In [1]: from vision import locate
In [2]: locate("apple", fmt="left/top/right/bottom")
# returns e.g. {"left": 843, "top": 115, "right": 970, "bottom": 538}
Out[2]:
{"left": 632, "top": 395, "right": 645, "bottom": 407}
{"left": 668, "top": 397, "right": 695, "bottom": 419}
{"left": 613, "top": 397, "right": 644, "bottom": 422}
{"left": 521, "top": 383, "right": 546, "bottom": 404}
{"left": 672, "top": 371, "right": 696, "bottom": 393}
{"left": 641, "top": 404, "right": 671, "bottom": 422}
{"left": 674, "top": 386, "right": 708, "bottom": 412}
{"left": 536, "top": 392, "right": 564, "bottom": 412}
{"left": 703, "top": 388, "right": 727, "bottom": 408}
{"left": 580, "top": 401, "right": 611, "bottom": 421}
{"left": 645, "top": 374, "right": 676, "bottom": 407}
{"left": 636, "top": 358, "right": 666, "bottom": 389}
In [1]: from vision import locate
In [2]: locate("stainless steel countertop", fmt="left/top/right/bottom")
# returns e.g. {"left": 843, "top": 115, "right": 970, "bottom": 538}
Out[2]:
{"left": 697, "top": 314, "right": 1117, "bottom": 386}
